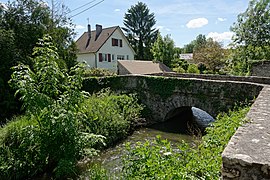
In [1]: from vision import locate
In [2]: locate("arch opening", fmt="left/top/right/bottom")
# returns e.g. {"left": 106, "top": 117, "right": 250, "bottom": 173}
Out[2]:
{"left": 150, "top": 106, "right": 215, "bottom": 134}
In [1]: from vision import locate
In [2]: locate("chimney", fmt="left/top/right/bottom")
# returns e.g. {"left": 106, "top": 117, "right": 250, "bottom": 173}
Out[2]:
{"left": 95, "top": 24, "right": 102, "bottom": 40}
{"left": 87, "top": 24, "right": 91, "bottom": 39}
{"left": 85, "top": 24, "right": 91, "bottom": 48}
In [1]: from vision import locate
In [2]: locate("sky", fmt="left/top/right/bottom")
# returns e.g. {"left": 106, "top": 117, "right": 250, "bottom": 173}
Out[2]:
{"left": 1, "top": 0, "right": 250, "bottom": 47}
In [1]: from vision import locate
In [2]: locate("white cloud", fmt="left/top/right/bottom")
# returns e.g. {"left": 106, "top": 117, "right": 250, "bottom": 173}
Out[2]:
{"left": 114, "top": 9, "right": 120, "bottom": 12}
{"left": 75, "top": 25, "right": 86, "bottom": 30}
{"left": 186, "top": 18, "right": 208, "bottom": 29}
{"left": 207, "top": 32, "right": 234, "bottom": 42}
{"left": 217, "top": 17, "right": 227, "bottom": 22}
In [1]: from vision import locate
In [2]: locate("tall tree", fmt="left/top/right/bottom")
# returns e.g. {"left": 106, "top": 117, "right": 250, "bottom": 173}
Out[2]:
{"left": 123, "top": 2, "right": 158, "bottom": 60}
{"left": 151, "top": 33, "right": 175, "bottom": 67}
{"left": 0, "top": 0, "right": 77, "bottom": 123}
{"left": 231, "top": 0, "right": 270, "bottom": 60}
{"left": 193, "top": 38, "right": 227, "bottom": 73}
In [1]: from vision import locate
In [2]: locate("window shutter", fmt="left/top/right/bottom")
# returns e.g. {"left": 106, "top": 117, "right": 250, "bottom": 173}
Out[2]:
{"left": 120, "top": 39, "right": 123, "bottom": 47}
{"left": 108, "top": 54, "right": 111, "bottom": 62}
{"left": 99, "top": 53, "right": 103, "bottom": 62}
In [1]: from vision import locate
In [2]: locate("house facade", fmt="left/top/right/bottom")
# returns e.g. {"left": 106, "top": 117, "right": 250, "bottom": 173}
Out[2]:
{"left": 76, "top": 24, "right": 135, "bottom": 72}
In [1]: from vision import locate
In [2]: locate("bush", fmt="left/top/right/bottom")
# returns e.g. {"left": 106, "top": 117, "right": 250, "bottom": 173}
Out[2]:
{"left": 187, "top": 64, "right": 200, "bottom": 74}
{"left": 5, "top": 35, "right": 105, "bottom": 179}
{"left": 122, "top": 106, "right": 250, "bottom": 179}
{"left": 0, "top": 115, "right": 43, "bottom": 179}
{"left": 81, "top": 89, "right": 143, "bottom": 147}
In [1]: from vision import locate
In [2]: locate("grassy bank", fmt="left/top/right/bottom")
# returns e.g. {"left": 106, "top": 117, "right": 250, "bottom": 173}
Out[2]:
{"left": 121, "top": 106, "right": 250, "bottom": 179}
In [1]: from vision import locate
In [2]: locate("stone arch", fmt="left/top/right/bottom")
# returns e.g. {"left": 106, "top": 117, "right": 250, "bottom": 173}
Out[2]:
{"left": 163, "top": 105, "right": 215, "bottom": 132}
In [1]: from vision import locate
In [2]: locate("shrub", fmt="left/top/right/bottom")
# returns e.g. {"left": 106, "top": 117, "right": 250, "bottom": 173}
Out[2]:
{"left": 5, "top": 35, "right": 104, "bottom": 179}
{"left": 187, "top": 64, "right": 200, "bottom": 74}
{"left": 122, "top": 106, "right": 250, "bottom": 179}
{"left": 81, "top": 89, "right": 143, "bottom": 147}
{"left": 0, "top": 115, "right": 43, "bottom": 179}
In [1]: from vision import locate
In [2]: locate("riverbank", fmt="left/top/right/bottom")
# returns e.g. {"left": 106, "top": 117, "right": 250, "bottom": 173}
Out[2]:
{"left": 81, "top": 106, "right": 250, "bottom": 179}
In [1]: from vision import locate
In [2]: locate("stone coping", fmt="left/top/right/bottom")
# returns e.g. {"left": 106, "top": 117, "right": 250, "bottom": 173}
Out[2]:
{"left": 149, "top": 72, "right": 270, "bottom": 85}
{"left": 222, "top": 86, "right": 270, "bottom": 179}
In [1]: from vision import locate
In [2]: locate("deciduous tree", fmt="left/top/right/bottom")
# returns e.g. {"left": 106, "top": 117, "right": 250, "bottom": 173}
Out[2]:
{"left": 193, "top": 38, "right": 227, "bottom": 73}
{"left": 230, "top": 0, "right": 270, "bottom": 74}
{"left": 151, "top": 33, "right": 175, "bottom": 67}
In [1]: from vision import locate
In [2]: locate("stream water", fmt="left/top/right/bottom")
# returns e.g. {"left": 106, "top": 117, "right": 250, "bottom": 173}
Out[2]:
{"left": 83, "top": 107, "right": 214, "bottom": 178}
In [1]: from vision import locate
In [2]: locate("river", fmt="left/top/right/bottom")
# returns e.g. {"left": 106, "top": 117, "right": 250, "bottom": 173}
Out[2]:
{"left": 82, "top": 107, "right": 214, "bottom": 178}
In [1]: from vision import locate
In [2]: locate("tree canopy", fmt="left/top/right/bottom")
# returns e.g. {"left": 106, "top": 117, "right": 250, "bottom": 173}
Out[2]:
{"left": 123, "top": 2, "right": 158, "bottom": 60}
{"left": 229, "top": 0, "right": 270, "bottom": 75}
{"left": 231, "top": 0, "right": 270, "bottom": 61}
{"left": 0, "top": 0, "right": 77, "bottom": 123}
{"left": 182, "top": 34, "right": 207, "bottom": 53}
{"left": 151, "top": 33, "right": 175, "bottom": 67}
{"left": 193, "top": 38, "right": 227, "bottom": 73}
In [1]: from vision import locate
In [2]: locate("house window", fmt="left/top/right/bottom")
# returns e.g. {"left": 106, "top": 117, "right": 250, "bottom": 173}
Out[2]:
{"left": 126, "top": 55, "right": 129, "bottom": 60}
{"left": 112, "top": 38, "right": 123, "bottom": 47}
{"left": 117, "top": 55, "right": 125, "bottom": 60}
{"left": 112, "top": 54, "right": 115, "bottom": 61}
{"left": 112, "top": 38, "right": 118, "bottom": 46}
{"left": 99, "top": 53, "right": 103, "bottom": 62}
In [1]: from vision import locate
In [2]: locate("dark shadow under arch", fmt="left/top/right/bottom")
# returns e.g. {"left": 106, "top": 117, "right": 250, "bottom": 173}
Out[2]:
{"left": 150, "top": 106, "right": 215, "bottom": 134}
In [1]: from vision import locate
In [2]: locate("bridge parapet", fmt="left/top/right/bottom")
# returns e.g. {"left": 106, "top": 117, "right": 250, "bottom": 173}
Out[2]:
{"left": 222, "top": 86, "right": 270, "bottom": 179}
{"left": 83, "top": 75, "right": 263, "bottom": 122}
{"left": 151, "top": 72, "right": 270, "bottom": 85}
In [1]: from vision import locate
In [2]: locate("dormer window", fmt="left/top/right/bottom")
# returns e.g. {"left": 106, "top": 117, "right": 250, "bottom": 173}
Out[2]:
{"left": 112, "top": 38, "right": 123, "bottom": 47}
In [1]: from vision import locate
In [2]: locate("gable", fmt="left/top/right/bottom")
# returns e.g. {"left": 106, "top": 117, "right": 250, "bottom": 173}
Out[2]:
{"left": 76, "top": 26, "right": 118, "bottom": 54}
{"left": 76, "top": 26, "right": 135, "bottom": 55}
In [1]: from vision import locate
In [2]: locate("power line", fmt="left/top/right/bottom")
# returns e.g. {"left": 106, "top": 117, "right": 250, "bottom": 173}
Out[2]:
{"left": 70, "top": 0, "right": 104, "bottom": 18}
{"left": 70, "top": 0, "right": 97, "bottom": 13}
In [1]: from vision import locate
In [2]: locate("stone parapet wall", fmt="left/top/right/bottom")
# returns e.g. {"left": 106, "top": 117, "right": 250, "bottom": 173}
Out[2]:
{"left": 222, "top": 86, "right": 270, "bottom": 179}
{"left": 150, "top": 72, "right": 270, "bottom": 85}
{"left": 251, "top": 60, "right": 270, "bottom": 77}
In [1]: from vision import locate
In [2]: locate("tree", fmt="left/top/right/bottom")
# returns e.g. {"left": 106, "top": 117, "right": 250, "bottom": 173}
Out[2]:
{"left": 230, "top": 0, "right": 270, "bottom": 61}
{"left": 0, "top": 0, "right": 77, "bottom": 123}
{"left": 123, "top": 2, "right": 158, "bottom": 60}
{"left": 151, "top": 33, "right": 175, "bottom": 67}
{"left": 183, "top": 34, "right": 207, "bottom": 53}
{"left": 193, "top": 38, "right": 227, "bottom": 73}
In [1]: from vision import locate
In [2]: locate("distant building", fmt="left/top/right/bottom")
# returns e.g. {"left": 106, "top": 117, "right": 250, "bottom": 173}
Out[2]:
{"left": 179, "top": 53, "right": 193, "bottom": 60}
{"left": 118, "top": 60, "right": 172, "bottom": 75}
{"left": 76, "top": 24, "right": 135, "bottom": 72}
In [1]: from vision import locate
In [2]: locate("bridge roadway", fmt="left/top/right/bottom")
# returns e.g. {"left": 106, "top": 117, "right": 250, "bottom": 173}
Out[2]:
{"left": 83, "top": 73, "right": 270, "bottom": 179}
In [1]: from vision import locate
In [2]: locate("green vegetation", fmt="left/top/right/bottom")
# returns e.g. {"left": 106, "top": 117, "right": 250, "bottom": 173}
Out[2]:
{"left": 121, "top": 106, "right": 250, "bottom": 179}
{"left": 229, "top": 0, "right": 270, "bottom": 75}
{"left": 123, "top": 1, "right": 158, "bottom": 60}
{"left": 151, "top": 33, "right": 175, "bottom": 67}
{"left": 0, "top": 36, "right": 143, "bottom": 179}
{"left": 0, "top": 0, "right": 77, "bottom": 123}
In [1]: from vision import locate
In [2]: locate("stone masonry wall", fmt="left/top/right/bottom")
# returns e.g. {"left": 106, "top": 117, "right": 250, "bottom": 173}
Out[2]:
{"left": 83, "top": 75, "right": 263, "bottom": 122}
{"left": 251, "top": 61, "right": 270, "bottom": 77}
{"left": 222, "top": 86, "right": 270, "bottom": 179}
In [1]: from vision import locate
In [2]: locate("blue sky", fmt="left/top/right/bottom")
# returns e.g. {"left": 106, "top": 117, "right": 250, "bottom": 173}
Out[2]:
{"left": 1, "top": 0, "right": 250, "bottom": 47}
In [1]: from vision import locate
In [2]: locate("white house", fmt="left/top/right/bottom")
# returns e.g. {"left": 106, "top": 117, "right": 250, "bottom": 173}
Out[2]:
{"left": 76, "top": 24, "right": 135, "bottom": 72}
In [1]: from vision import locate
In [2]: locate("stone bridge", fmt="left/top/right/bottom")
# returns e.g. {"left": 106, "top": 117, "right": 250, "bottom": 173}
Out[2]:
{"left": 83, "top": 73, "right": 270, "bottom": 179}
